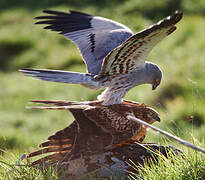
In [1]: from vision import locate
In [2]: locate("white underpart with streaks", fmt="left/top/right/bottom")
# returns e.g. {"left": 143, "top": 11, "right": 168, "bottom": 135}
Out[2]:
{"left": 98, "top": 73, "right": 140, "bottom": 105}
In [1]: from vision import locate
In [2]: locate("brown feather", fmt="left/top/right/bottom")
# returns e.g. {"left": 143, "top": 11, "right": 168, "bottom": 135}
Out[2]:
{"left": 27, "top": 100, "right": 160, "bottom": 165}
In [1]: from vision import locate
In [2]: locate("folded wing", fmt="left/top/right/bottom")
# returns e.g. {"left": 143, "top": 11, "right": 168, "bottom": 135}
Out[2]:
{"left": 27, "top": 101, "right": 112, "bottom": 165}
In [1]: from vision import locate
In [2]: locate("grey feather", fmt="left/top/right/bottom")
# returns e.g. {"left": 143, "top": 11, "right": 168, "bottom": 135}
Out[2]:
{"left": 19, "top": 68, "right": 100, "bottom": 89}
{"left": 20, "top": 11, "right": 183, "bottom": 105}
{"left": 35, "top": 10, "right": 133, "bottom": 75}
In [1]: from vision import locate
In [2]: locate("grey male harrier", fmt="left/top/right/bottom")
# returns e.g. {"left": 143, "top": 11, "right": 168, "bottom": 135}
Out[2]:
{"left": 20, "top": 10, "right": 183, "bottom": 105}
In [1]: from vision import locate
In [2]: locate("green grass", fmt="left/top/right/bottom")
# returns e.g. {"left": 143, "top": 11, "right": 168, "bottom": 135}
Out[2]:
{"left": 0, "top": 0, "right": 205, "bottom": 179}
{"left": 0, "top": 144, "right": 204, "bottom": 179}
{"left": 0, "top": 152, "right": 58, "bottom": 179}
{"left": 130, "top": 146, "right": 205, "bottom": 180}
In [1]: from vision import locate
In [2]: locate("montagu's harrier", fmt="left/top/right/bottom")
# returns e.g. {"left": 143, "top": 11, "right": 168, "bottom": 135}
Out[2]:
{"left": 27, "top": 99, "right": 160, "bottom": 165}
{"left": 20, "top": 10, "right": 183, "bottom": 105}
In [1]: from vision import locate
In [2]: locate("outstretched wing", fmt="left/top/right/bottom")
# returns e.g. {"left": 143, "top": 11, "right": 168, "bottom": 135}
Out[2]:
{"left": 97, "top": 11, "right": 183, "bottom": 77}
{"left": 27, "top": 100, "right": 160, "bottom": 164}
{"left": 35, "top": 10, "right": 133, "bottom": 75}
{"left": 27, "top": 101, "right": 112, "bottom": 165}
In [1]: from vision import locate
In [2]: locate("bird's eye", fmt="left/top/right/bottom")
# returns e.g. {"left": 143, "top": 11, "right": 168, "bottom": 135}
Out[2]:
{"left": 155, "top": 79, "right": 160, "bottom": 83}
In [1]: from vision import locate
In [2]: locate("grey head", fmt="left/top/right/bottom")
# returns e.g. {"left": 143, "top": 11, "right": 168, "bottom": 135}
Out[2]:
{"left": 145, "top": 62, "right": 162, "bottom": 90}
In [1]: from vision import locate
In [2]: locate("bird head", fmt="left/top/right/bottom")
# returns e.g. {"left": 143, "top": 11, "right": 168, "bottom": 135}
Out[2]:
{"left": 145, "top": 62, "right": 162, "bottom": 90}
{"left": 136, "top": 106, "right": 160, "bottom": 124}
{"left": 146, "top": 107, "right": 160, "bottom": 122}
{"left": 131, "top": 103, "right": 160, "bottom": 123}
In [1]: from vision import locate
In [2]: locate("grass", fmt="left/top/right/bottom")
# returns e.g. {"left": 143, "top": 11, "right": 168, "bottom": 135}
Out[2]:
{"left": 130, "top": 146, "right": 205, "bottom": 180}
{"left": 0, "top": 0, "right": 205, "bottom": 179}
{"left": 0, "top": 152, "right": 58, "bottom": 179}
{"left": 0, "top": 144, "right": 204, "bottom": 179}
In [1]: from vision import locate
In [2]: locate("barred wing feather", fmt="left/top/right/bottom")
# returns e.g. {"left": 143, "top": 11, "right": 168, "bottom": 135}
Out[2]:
{"left": 35, "top": 10, "right": 133, "bottom": 75}
{"left": 98, "top": 11, "right": 183, "bottom": 77}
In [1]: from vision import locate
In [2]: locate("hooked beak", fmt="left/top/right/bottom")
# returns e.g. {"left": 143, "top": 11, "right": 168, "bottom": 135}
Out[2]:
{"left": 152, "top": 83, "right": 158, "bottom": 90}
{"left": 154, "top": 114, "right": 160, "bottom": 122}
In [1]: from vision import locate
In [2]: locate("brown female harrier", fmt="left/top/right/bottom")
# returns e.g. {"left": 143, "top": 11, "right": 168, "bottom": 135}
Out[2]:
{"left": 27, "top": 100, "right": 160, "bottom": 165}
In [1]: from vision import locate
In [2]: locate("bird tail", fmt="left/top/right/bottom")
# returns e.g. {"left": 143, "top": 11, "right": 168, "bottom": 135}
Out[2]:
{"left": 19, "top": 68, "right": 100, "bottom": 89}
{"left": 26, "top": 99, "right": 96, "bottom": 110}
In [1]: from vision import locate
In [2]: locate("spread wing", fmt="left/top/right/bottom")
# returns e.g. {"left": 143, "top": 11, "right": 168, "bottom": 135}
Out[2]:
{"left": 97, "top": 11, "right": 183, "bottom": 77}
{"left": 30, "top": 100, "right": 143, "bottom": 144}
{"left": 27, "top": 101, "right": 112, "bottom": 165}
{"left": 35, "top": 10, "right": 133, "bottom": 75}
{"left": 27, "top": 100, "right": 160, "bottom": 164}
{"left": 27, "top": 121, "right": 78, "bottom": 164}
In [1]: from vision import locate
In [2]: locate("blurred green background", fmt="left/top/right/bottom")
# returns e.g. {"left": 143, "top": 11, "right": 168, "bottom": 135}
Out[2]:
{"left": 0, "top": 0, "right": 204, "bottom": 157}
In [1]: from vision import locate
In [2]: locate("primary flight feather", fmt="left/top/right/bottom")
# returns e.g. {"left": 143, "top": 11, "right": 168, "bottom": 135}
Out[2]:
{"left": 20, "top": 10, "right": 183, "bottom": 105}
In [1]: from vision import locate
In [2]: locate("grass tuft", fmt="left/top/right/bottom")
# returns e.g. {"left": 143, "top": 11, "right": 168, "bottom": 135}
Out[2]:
{"left": 129, "top": 147, "right": 205, "bottom": 180}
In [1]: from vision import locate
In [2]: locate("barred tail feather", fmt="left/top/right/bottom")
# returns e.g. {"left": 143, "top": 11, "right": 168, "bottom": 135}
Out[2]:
{"left": 19, "top": 68, "right": 99, "bottom": 89}
{"left": 26, "top": 105, "right": 89, "bottom": 110}
{"left": 27, "top": 123, "right": 78, "bottom": 165}
{"left": 30, "top": 100, "right": 88, "bottom": 106}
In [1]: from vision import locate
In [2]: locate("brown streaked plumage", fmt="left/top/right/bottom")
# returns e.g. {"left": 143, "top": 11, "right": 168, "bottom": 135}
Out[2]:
{"left": 27, "top": 100, "right": 160, "bottom": 165}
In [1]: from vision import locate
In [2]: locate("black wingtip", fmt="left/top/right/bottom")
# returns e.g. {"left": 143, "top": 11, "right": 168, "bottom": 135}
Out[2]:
{"left": 42, "top": 9, "right": 69, "bottom": 16}
{"left": 34, "top": 9, "right": 70, "bottom": 21}
{"left": 40, "top": 9, "right": 92, "bottom": 17}
{"left": 34, "top": 9, "right": 93, "bottom": 34}
{"left": 156, "top": 10, "right": 183, "bottom": 29}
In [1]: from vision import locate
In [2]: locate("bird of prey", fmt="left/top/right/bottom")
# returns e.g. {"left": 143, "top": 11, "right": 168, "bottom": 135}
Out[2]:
{"left": 20, "top": 10, "right": 183, "bottom": 105}
{"left": 27, "top": 99, "right": 160, "bottom": 165}
{"left": 28, "top": 143, "right": 180, "bottom": 179}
